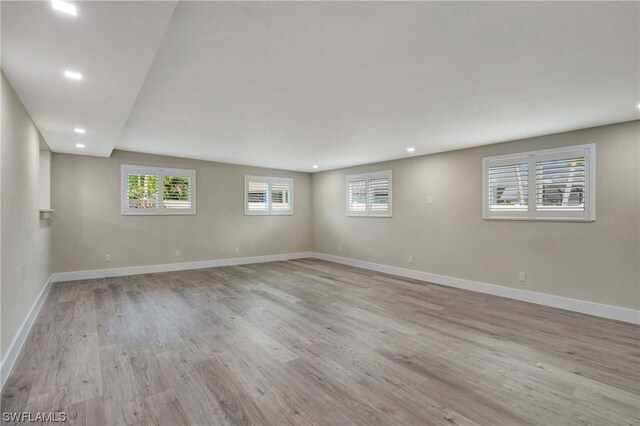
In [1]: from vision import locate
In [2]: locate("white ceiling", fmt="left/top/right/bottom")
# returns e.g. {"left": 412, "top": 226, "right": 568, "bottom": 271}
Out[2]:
{"left": 3, "top": 2, "right": 639, "bottom": 171}
{"left": 1, "top": 1, "right": 178, "bottom": 156}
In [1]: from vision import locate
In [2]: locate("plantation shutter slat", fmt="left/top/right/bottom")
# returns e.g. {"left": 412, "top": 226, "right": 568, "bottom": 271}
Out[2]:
{"left": 163, "top": 176, "right": 192, "bottom": 210}
{"left": 368, "top": 178, "right": 390, "bottom": 215}
{"left": 247, "top": 181, "right": 269, "bottom": 212}
{"left": 271, "top": 182, "right": 292, "bottom": 212}
{"left": 535, "top": 156, "right": 586, "bottom": 212}
{"left": 347, "top": 180, "right": 367, "bottom": 213}
{"left": 487, "top": 162, "right": 528, "bottom": 212}
{"left": 126, "top": 173, "right": 159, "bottom": 209}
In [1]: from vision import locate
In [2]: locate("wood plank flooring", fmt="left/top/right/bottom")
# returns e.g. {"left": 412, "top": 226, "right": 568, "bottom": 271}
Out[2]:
{"left": 2, "top": 259, "right": 639, "bottom": 425}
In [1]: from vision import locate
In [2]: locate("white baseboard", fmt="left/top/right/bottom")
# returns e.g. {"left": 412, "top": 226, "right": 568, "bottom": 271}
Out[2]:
{"left": 51, "top": 251, "right": 314, "bottom": 283}
{"left": 1, "top": 275, "right": 54, "bottom": 389}
{"left": 311, "top": 252, "right": 640, "bottom": 325}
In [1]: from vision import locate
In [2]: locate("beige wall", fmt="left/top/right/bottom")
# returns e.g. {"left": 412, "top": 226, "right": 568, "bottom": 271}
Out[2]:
{"left": 312, "top": 121, "right": 640, "bottom": 310}
{"left": 51, "top": 150, "right": 312, "bottom": 273}
{"left": 38, "top": 149, "right": 51, "bottom": 210}
{"left": 1, "top": 72, "right": 52, "bottom": 360}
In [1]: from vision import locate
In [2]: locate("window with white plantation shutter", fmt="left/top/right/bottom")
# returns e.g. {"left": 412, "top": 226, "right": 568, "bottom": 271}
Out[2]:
{"left": 244, "top": 176, "right": 293, "bottom": 215}
{"left": 247, "top": 180, "right": 269, "bottom": 213}
{"left": 486, "top": 160, "right": 529, "bottom": 216}
{"left": 483, "top": 144, "right": 595, "bottom": 221}
{"left": 126, "top": 173, "right": 159, "bottom": 210}
{"left": 347, "top": 179, "right": 367, "bottom": 213}
{"left": 271, "top": 182, "right": 292, "bottom": 212}
{"left": 163, "top": 175, "right": 193, "bottom": 211}
{"left": 368, "top": 178, "right": 390, "bottom": 214}
{"left": 121, "top": 165, "right": 196, "bottom": 215}
{"left": 535, "top": 156, "right": 585, "bottom": 214}
{"left": 346, "top": 170, "right": 392, "bottom": 217}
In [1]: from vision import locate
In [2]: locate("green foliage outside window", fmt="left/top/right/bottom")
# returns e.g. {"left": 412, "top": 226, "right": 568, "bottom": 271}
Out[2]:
{"left": 127, "top": 175, "right": 191, "bottom": 209}
{"left": 127, "top": 174, "right": 158, "bottom": 208}
{"left": 163, "top": 176, "right": 191, "bottom": 201}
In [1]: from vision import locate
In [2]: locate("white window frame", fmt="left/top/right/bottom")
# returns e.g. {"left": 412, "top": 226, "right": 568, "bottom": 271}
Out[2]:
{"left": 346, "top": 170, "right": 393, "bottom": 217}
{"left": 482, "top": 144, "right": 595, "bottom": 221}
{"left": 121, "top": 165, "right": 196, "bottom": 215}
{"left": 244, "top": 175, "right": 294, "bottom": 216}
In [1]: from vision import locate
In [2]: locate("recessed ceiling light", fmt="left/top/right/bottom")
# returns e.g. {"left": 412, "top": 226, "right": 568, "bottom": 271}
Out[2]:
{"left": 64, "top": 70, "right": 82, "bottom": 80}
{"left": 312, "top": 165, "right": 319, "bottom": 169}
{"left": 74, "top": 128, "right": 85, "bottom": 134}
{"left": 406, "top": 147, "right": 416, "bottom": 153}
{"left": 52, "top": 0, "right": 76, "bottom": 16}
{"left": 75, "top": 143, "right": 85, "bottom": 148}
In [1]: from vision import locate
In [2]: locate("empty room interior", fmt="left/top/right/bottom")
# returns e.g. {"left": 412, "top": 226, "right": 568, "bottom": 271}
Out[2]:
{"left": 1, "top": 1, "right": 640, "bottom": 425}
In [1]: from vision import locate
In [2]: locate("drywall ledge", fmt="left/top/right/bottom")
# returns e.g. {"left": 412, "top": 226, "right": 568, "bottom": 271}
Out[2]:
{"left": 51, "top": 252, "right": 313, "bottom": 282}
{"left": 1, "top": 275, "right": 54, "bottom": 390}
{"left": 311, "top": 252, "right": 640, "bottom": 325}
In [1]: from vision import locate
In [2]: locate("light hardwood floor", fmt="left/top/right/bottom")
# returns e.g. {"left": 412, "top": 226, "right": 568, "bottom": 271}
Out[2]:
{"left": 2, "top": 259, "right": 639, "bottom": 425}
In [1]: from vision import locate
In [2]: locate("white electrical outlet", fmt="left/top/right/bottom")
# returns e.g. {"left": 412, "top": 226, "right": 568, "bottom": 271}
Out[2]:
{"left": 175, "top": 249, "right": 181, "bottom": 257}
{"left": 338, "top": 245, "right": 342, "bottom": 251}
{"left": 234, "top": 247, "right": 240, "bottom": 253}
{"left": 519, "top": 272, "right": 526, "bottom": 282}
{"left": 427, "top": 196, "right": 433, "bottom": 205}
{"left": 408, "top": 255, "right": 414, "bottom": 264}
{"left": 105, "top": 254, "right": 111, "bottom": 262}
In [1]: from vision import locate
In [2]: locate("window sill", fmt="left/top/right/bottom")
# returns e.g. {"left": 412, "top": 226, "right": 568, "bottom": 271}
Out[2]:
{"left": 483, "top": 216, "right": 594, "bottom": 222}
{"left": 244, "top": 212, "right": 294, "bottom": 216}
{"left": 121, "top": 211, "right": 196, "bottom": 216}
